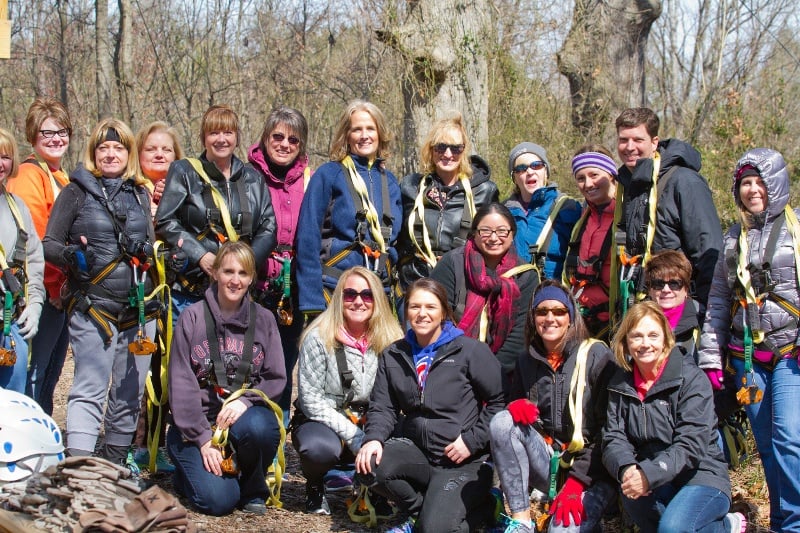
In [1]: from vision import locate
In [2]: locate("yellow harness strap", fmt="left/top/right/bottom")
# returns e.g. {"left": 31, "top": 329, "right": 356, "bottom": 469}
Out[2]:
{"left": 561, "top": 339, "right": 597, "bottom": 466}
{"left": 341, "top": 156, "right": 386, "bottom": 253}
{"left": 186, "top": 158, "right": 239, "bottom": 243}
{"left": 478, "top": 263, "right": 537, "bottom": 343}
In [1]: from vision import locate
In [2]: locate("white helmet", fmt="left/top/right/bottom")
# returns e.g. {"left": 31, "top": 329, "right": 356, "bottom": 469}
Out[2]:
{"left": 0, "top": 389, "right": 65, "bottom": 483}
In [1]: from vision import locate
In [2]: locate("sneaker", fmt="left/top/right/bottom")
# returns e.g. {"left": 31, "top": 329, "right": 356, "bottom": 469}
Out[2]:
{"left": 385, "top": 517, "right": 415, "bottom": 533}
{"left": 305, "top": 483, "right": 331, "bottom": 515}
{"left": 501, "top": 518, "right": 533, "bottom": 533}
{"left": 125, "top": 447, "right": 141, "bottom": 477}
{"left": 241, "top": 498, "right": 267, "bottom": 515}
{"left": 726, "top": 512, "right": 747, "bottom": 533}
{"left": 134, "top": 447, "right": 176, "bottom": 473}
{"left": 324, "top": 468, "right": 354, "bottom": 493}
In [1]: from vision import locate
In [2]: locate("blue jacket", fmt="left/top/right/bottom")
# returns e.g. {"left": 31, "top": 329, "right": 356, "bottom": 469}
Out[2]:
{"left": 505, "top": 186, "right": 581, "bottom": 279}
{"left": 295, "top": 155, "right": 402, "bottom": 312}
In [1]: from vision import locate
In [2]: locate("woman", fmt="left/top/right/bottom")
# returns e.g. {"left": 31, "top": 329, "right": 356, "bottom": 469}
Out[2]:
{"left": 604, "top": 302, "right": 744, "bottom": 533}
{"left": 292, "top": 266, "right": 402, "bottom": 515}
{"left": 355, "top": 278, "right": 504, "bottom": 532}
{"left": 167, "top": 241, "right": 285, "bottom": 516}
{"left": 396, "top": 113, "right": 498, "bottom": 290}
{"left": 0, "top": 128, "right": 45, "bottom": 393}
{"left": 699, "top": 148, "right": 800, "bottom": 531}
{"left": 7, "top": 97, "right": 70, "bottom": 413}
{"left": 136, "top": 121, "right": 184, "bottom": 216}
{"left": 155, "top": 104, "right": 277, "bottom": 317}
{"left": 505, "top": 142, "right": 581, "bottom": 279}
{"left": 562, "top": 145, "right": 617, "bottom": 340}
{"left": 43, "top": 118, "right": 158, "bottom": 463}
{"left": 489, "top": 280, "right": 616, "bottom": 533}
{"left": 247, "top": 105, "right": 310, "bottom": 428}
{"left": 295, "top": 100, "right": 402, "bottom": 317}
{"left": 431, "top": 202, "right": 538, "bottom": 376}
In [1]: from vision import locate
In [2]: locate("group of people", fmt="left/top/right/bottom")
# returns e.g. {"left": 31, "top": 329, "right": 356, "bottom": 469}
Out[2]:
{"left": 0, "top": 96, "right": 797, "bottom": 533}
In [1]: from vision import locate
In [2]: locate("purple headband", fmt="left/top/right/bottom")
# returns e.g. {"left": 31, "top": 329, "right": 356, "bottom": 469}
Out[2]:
{"left": 532, "top": 285, "right": 575, "bottom": 322}
{"left": 571, "top": 152, "right": 618, "bottom": 178}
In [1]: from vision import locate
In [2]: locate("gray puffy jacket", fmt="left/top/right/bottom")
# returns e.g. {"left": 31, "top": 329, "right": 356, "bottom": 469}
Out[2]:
{"left": 698, "top": 148, "right": 800, "bottom": 370}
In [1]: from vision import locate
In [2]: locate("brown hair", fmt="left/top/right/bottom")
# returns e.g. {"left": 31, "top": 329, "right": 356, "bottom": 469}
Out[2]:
{"left": 259, "top": 106, "right": 308, "bottom": 159}
{"left": 199, "top": 105, "right": 239, "bottom": 147}
{"left": 573, "top": 143, "right": 614, "bottom": 158}
{"left": 329, "top": 100, "right": 393, "bottom": 162}
{"left": 615, "top": 108, "right": 660, "bottom": 138}
{"left": 611, "top": 301, "right": 675, "bottom": 372}
{"left": 644, "top": 250, "right": 692, "bottom": 289}
{"left": 405, "top": 277, "right": 456, "bottom": 324}
{"left": 25, "top": 96, "right": 72, "bottom": 145}
{"left": 525, "top": 279, "right": 589, "bottom": 355}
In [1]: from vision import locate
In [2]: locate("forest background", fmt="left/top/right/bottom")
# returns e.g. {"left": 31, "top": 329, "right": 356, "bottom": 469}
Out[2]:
{"left": 0, "top": 0, "right": 799, "bottom": 229}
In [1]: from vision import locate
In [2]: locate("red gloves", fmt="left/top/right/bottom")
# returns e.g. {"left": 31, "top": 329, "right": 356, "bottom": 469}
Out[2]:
{"left": 507, "top": 399, "right": 538, "bottom": 425}
{"left": 705, "top": 369, "right": 724, "bottom": 391}
{"left": 550, "top": 476, "right": 585, "bottom": 527}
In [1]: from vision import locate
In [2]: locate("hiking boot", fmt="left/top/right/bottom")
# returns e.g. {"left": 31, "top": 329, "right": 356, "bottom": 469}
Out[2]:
{"left": 305, "top": 482, "right": 331, "bottom": 515}
{"left": 134, "top": 447, "right": 175, "bottom": 473}
{"left": 242, "top": 498, "right": 267, "bottom": 515}
{"left": 125, "top": 447, "right": 141, "bottom": 477}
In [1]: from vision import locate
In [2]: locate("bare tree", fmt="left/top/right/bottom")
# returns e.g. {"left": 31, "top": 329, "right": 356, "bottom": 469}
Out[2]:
{"left": 114, "top": 0, "right": 134, "bottom": 123}
{"left": 95, "top": 0, "right": 113, "bottom": 119}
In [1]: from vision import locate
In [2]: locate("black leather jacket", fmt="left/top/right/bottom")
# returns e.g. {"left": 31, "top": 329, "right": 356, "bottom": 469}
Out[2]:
{"left": 155, "top": 153, "right": 276, "bottom": 294}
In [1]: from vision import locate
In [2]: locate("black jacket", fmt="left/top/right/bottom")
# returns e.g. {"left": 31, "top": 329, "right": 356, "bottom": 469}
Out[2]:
{"left": 363, "top": 335, "right": 504, "bottom": 465}
{"left": 397, "top": 156, "right": 498, "bottom": 285}
{"left": 43, "top": 164, "right": 155, "bottom": 320}
{"left": 509, "top": 340, "right": 615, "bottom": 487}
{"left": 602, "top": 347, "right": 731, "bottom": 498}
{"left": 155, "top": 154, "right": 277, "bottom": 293}
{"left": 617, "top": 139, "right": 722, "bottom": 308}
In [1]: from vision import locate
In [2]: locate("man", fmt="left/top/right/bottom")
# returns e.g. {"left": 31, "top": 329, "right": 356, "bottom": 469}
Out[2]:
{"left": 614, "top": 107, "right": 722, "bottom": 317}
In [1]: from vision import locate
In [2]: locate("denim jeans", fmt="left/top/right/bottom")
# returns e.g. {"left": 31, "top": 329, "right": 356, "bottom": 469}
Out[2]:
{"left": 167, "top": 405, "right": 280, "bottom": 516}
{"left": 170, "top": 291, "right": 201, "bottom": 329}
{"left": 25, "top": 300, "right": 70, "bottom": 414}
{"left": 276, "top": 316, "right": 303, "bottom": 426}
{"left": 0, "top": 324, "right": 28, "bottom": 393}
{"left": 622, "top": 483, "right": 730, "bottom": 533}
{"left": 732, "top": 356, "right": 800, "bottom": 531}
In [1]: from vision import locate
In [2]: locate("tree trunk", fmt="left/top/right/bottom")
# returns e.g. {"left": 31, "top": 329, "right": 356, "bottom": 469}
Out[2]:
{"left": 377, "top": 0, "right": 492, "bottom": 176}
{"left": 557, "top": 0, "right": 661, "bottom": 137}
{"left": 114, "top": 0, "right": 134, "bottom": 124}
{"left": 95, "top": 0, "right": 113, "bottom": 119}
{"left": 57, "top": 0, "right": 69, "bottom": 107}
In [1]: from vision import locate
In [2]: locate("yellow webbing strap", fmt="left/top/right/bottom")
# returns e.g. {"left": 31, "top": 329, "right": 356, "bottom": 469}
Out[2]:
{"left": 303, "top": 166, "right": 311, "bottom": 192}
{"left": 561, "top": 338, "right": 597, "bottom": 467}
{"left": 532, "top": 195, "right": 570, "bottom": 259}
{"left": 341, "top": 156, "right": 386, "bottom": 253}
{"left": 478, "top": 263, "right": 537, "bottom": 343}
{"left": 186, "top": 158, "right": 239, "bottom": 243}
{"left": 348, "top": 484, "right": 378, "bottom": 526}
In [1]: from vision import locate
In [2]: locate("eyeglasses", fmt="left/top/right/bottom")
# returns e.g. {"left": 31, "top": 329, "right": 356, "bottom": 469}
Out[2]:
{"left": 513, "top": 161, "right": 547, "bottom": 173}
{"left": 649, "top": 278, "right": 685, "bottom": 291}
{"left": 39, "top": 128, "right": 70, "bottom": 139}
{"left": 534, "top": 306, "right": 570, "bottom": 317}
{"left": 433, "top": 143, "right": 465, "bottom": 155}
{"left": 342, "top": 288, "right": 374, "bottom": 303}
{"left": 270, "top": 132, "right": 301, "bottom": 146}
{"left": 475, "top": 227, "right": 511, "bottom": 239}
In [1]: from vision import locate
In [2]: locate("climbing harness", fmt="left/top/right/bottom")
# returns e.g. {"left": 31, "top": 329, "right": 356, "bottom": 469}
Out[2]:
{"left": 0, "top": 189, "right": 30, "bottom": 366}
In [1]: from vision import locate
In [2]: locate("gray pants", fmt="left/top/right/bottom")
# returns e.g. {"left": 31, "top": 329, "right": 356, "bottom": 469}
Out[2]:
{"left": 489, "top": 410, "right": 616, "bottom": 533}
{"left": 66, "top": 311, "right": 154, "bottom": 452}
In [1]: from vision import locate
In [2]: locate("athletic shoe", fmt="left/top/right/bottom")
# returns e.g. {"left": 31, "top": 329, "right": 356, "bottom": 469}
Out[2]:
{"left": 305, "top": 483, "right": 331, "bottom": 515}
{"left": 502, "top": 518, "right": 533, "bottom": 533}
{"left": 323, "top": 468, "right": 354, "bottom": 492}
{"left": 726, "top": 512, "right": 747, "bottom": 533}
{"left": 241, "top": 498, "right": 267, "bottom": 515}
{"left": 385, "top": 517, "right": 415, "bottom": 533}
{"left": 125, "top": 447, "right": 141, "bottom": 477}
{"left": 134, "top": 447, "right": 176, "bottom": 473}
{"left": 490, "top": 486, "right": 505, "bottom": 526}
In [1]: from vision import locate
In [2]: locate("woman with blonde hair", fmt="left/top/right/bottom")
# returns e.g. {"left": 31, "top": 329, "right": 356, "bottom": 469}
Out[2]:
{"left": 396, "top": 113, "right": 498, "bottom": 292}
{"left": 43, "top": 118, "right": 158, "bottom": 463}
{"left": 136, "top": 121, "right": 183, "bottom": 216}
{"left": 292, "top": 266, "right": 402, "bottom": 515}
{"left": 295, "top": 100, "right": 402, "bottom": 317}
{"left": 0, "top": 128, "right": 45, "bottom": 393}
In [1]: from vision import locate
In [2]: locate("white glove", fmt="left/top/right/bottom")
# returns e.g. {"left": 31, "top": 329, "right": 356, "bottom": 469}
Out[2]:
{"left": 17, "top": 302, "right": 43, "bottom": 340}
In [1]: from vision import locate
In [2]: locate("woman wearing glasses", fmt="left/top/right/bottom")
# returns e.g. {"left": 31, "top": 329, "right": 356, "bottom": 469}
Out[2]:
{"left": 292, "top": 267, "right": 402, "bottom": 515}
{"left": 504, "top": 142, "right": 580, "bottom": 279}
{"left": 431, "top": 202, "right": 538, "bottom": 376}
{"left": 7, "top": 97, "right": 71, "bottom": 413}
{"left": 396, "top": 113, "right": 498, "bottom": 292}
{"left": 356, "top": 278, "right": 504, "bottom": 532}
{"left": 489, "top": 280, "right": 616, "bottom": 533}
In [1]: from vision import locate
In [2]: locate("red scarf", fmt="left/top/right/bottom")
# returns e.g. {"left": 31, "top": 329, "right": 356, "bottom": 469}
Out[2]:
{"left": 457, "top": 239, "right": 521, "bottom": 353}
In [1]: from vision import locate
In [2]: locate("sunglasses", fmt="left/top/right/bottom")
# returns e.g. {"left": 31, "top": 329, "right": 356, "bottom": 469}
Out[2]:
{"left": 271, "top": 132, "right": 301, "bottom": 146}
{"left": 342, "top": 288, "right": 374, "bottom": 303}
{"left": 475, "top": 227, "right": 511, "bottom": 239}
{"left": 534, "top": 306, "right": 570, "bottom": 317}
{"left": 513, "top": 161, "right": 547, "bottom": 173}
{"left": 39, "top": 128, "right": 70, "bottom": 139}
{"left": 649, "top": 278, "right": 685, "bottom": 291}
{"left": 433, "top": 143, "right": 465, "bottom": 155}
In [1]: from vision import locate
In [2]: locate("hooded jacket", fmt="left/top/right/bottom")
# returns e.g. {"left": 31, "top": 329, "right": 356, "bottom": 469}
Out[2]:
{"left": 154, "top": 153, "right": 277, "bottom": 295}
{"left": 168, "top": 285, "right": 286, "bottom": 448}
{"left": 363, "top": 334, "right": 504, "bottom": 465}
{"left": 603, "top": 347, "right": 731, "bottom": 498}
{"left": 505, "top": 185, "right": 581, "bottom": 279}
{"left": 0, "top": 188, "right": 45, "bottom": 312}
{"left": 509, "top": 339, "right": 615, "bottom": 487}
{"left": 698, "top": 148, "right": 800, "bottom": 371}
{"left": 397, "top": 155, "right": 498, "bottom": 284}
{"left": 616, "top": 139, "right": 723, "bottom": 308}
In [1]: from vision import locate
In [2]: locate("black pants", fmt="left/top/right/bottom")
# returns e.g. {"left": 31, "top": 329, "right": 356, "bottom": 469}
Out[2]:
{"left": 367, "top": 437, "right": 493, "bottom": 533}
{"left": 291, "top": 420, "right": 354, "bottom": 485}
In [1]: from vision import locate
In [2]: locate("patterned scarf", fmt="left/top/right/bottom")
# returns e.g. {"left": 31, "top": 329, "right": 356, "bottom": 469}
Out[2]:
{"left": 457, "top": 239, "right": 522, "bottom": 353}
{"left": 406, "top": 321, "right": 463, "bottom": 394}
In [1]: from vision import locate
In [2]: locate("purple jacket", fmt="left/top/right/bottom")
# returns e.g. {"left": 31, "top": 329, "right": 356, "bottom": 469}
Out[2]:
{"left": 248, "top": 142, "right": 309, "bottom": 280}
{"left": 168, "top": 285, "right": 287, "bottom": 447}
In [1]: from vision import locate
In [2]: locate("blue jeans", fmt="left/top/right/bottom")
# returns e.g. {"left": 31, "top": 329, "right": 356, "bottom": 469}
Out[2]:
{"left": 0, "top": 324, "right": 28, "bottom": 393}
{"left": 623, "top": 483, "right": 730, "bottom": 533}
{"left": 276, "top": 316, "right": 303, "bottom": 426}
{"left": 25, "top": 300, "right": 70, "bottom": 414}
{"left": 170, "top": 291, "right": 202, "bottom": 330}
{"left": 167, "top": 405, "right": 280, "bottom": 516}
{"left": 732, "top": 356, "right": 800, "bottom": 531}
